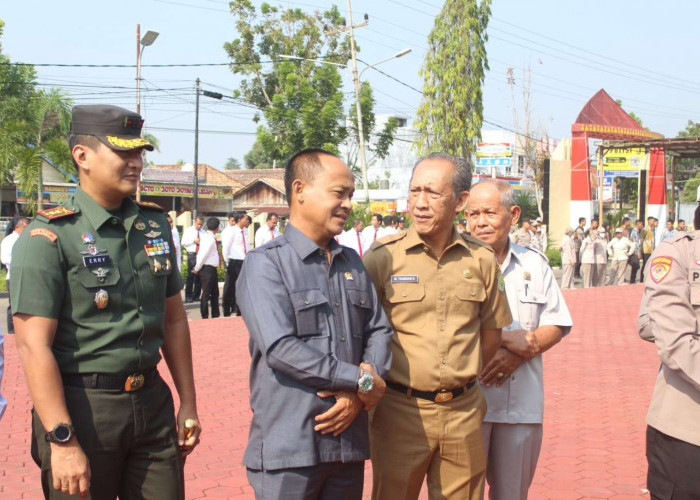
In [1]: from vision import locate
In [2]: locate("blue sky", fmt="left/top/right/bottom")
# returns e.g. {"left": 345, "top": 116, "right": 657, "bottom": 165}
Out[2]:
{"left": 2, "top": 0, "right": 698, "bottom": 169}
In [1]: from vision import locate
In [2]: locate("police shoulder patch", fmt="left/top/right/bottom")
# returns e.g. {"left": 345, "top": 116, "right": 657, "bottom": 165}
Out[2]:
{"left": 30, "top": 227, "right": 58, "bottom": 242}
{"left": 649, "top": 256, "right": 673, "bottom": 284}
{"left": 36, "top": 206, "right": 76, "bottom": 221}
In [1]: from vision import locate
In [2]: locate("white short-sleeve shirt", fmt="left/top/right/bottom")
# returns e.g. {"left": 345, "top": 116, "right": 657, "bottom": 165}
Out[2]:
{"left": 482, "top": 243, "right": 573, "bottom": 424}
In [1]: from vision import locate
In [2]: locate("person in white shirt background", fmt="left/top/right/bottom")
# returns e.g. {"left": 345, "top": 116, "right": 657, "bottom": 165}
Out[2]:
{"left": 381, "top": 214, "right": 397, "bottom": 237}
{"left": 181, "top": 215, "right": 205, "bottom": 302}
{"left": 339, "top": 219, "right": 365, "bottom": 257}
{"left": 222, "top": 213, "right": 250, "bottom": 316}
{"left": 606, "top": 228, "right": 635, "bottom": 285}
{"left": 361, "top": 213, "right": 384, "bottom": 248}
{"left": 1, "top": 216, "right": 29, "bottom": 334}
{"left": 254, "top": 212, "right": 280, "bottom": 248}
{"left": 192, "top": 217, "right": 221, "bottom": 319}
{"left": 166, "top": 214, "right": 182, "bottom": 272}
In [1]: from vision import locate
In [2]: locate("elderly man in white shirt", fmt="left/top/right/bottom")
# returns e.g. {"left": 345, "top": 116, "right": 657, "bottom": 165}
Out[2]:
{"left": 560, "top": 227, "right": 576, "bottom": 289}
{"left": 1, "top": 216, "right": 29, "bottom": 334}
{"left": 467, "top": 179, "right": 573, "bottom": 500}
{"left": 254, "top": 212, "right": 280, "bottom": 248}
{"left": 193, "top": 217, "right": 221, "bottom": 319}
{"left": 221, "top": 213, "right": 250, "bottom": 316}
{"left": 606, "top": 228, "right": 634, "bottom": 285}
{"left": 338, "top": 219, "right": 365, "bottom": 257}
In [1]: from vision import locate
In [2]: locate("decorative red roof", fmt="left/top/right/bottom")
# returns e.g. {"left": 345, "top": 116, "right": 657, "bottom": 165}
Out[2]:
{"left": 575, "top": 89, "right": 642, "bottom": 129}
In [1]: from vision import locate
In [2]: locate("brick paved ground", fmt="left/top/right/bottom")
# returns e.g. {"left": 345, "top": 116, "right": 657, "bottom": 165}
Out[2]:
{"left": 0, "top": 284, "right": 656, "bottom": 499}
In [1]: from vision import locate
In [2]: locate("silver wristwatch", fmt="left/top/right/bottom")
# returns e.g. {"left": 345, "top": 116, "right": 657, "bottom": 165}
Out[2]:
{"left": 358, "top": 368, "right": 374, "bottom": 393}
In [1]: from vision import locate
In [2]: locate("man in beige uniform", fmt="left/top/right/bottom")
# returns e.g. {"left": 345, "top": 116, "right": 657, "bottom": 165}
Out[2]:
{"left": 637, "top": 225, "right": 700, "bottom": 498}
{"left": 363, "top": 153, "right": 512, "bottom": 500}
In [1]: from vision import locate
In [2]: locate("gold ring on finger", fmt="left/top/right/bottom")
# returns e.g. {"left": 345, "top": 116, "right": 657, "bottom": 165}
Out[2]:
{"left": 497, "top": 372, "right": 505, "bottom": 378}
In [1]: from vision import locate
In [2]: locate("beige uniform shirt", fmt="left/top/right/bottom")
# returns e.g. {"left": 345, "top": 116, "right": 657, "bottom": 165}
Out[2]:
{"left": 363, "top": 227, "right": 512, "bottom": 392}
{"left": 640, "top": 230, "right": 700, "bottom": 446}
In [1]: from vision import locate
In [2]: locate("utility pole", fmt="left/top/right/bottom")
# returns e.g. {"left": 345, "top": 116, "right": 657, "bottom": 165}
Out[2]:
{"left": 346, "top": 1, "right": 370, "bottom": 203}
{"left": 325, "top": 2, "right": 369, "bottom": 202}
{"left": 193, "top": 78, "right": 200, "bottom": 221}
{"left": 192, "top": 81, "right": 222, "bottom": 221}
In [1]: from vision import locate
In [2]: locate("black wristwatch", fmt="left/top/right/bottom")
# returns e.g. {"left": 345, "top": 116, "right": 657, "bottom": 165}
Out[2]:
{"left": 45, "top": 423, "right": 75, "bottom": 444}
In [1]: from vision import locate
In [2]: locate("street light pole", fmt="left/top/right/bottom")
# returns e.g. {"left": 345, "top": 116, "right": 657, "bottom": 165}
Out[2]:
{"left": 193, "top": 78, "right": 200, "bottom": 221}
{"left": 135, "top": 25, "right": 159, "bottom": 201}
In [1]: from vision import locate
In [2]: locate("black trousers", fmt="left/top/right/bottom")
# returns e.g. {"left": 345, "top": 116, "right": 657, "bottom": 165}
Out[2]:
{"left": 628, "top": 255, "right": 641, "bottom": 284}
{"left": 247, "top": 461, "right": 364, "bottom": 500}
{"left": 641, "top": 253, "right": 652, "bottom": 281}
{"left": 185, "top": 254, "right": 201, "bottom": 301}
{"left": 6, "top": 279, "right": 13, "bottom": 333}
{"left": 31, "top": 373, "right": 183, "bottom": 499}
{"left": 222, "top": 259, "right": 243, "bottom": 316}
{"left": 199, "top": 265, "right": 220, "bottom": 319}
{"left": 647, "top": 425, "right": 700, "bottom": 499}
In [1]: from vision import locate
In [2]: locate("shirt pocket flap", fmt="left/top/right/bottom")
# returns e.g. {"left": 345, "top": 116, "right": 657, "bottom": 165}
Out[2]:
{"left": 456, "top": 285, "right": 486, "bottom": 302}
{"left": 518, "top": 290, "right": 546, "bottom": 304}
{"left": 290, "top": 288, "right": 328, "bottom": 311}
{"left": 387, "top": 283, "right": 425, "bottom": 303}
{"left": 76, "top": 266, "right": 120, "bottom": 289}
{"left": 690, "top": 284, "right": 700, "bottom": 305}
{"left": 347, "top": 288, "right": 372, "bottom": 310}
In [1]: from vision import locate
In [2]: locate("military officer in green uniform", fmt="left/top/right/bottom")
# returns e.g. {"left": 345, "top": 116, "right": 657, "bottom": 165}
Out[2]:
{"left": 12, "top": 105, "right": 201, "bottom": 499}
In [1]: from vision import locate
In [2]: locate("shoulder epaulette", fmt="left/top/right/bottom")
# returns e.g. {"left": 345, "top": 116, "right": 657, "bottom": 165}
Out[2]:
{"left": 460, "top": 232, "right": 494, "bottom": 252}
{"left": 670, "top": 231, "right": 694, "bottom": 243}
{"left": 523, "top": 245, "right": 550, "bottom": 263}
{"left": 369, "top": 230, "right": 407, "bottom": 251}
{"left": 134, "top": 200, "right": 165, "bottom": 211}
{"left": 36, "top": 206, "right": 76, "bottom": 222}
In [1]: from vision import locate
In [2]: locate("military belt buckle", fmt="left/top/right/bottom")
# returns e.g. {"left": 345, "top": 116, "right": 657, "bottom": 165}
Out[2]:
{"left": 124, "top": 374, "right": 145, "bottom": 392}
{"left": 434, "top": 391, "right": 453, "bottom": 403}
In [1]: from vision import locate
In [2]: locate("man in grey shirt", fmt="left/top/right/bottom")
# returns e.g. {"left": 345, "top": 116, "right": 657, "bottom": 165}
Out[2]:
{"left": 237, "top": 149, "right": 393, "bottom": 499}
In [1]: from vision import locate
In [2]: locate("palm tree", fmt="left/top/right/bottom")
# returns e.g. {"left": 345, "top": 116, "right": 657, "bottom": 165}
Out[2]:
{"left": 13, "top": 89, "right": 72, "bottom": 212}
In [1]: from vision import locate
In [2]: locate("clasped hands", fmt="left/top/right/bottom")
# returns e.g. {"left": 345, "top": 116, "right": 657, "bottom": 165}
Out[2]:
{"left": 480, "top": 329, "right": 540, "bottom": 387}
{"left": 314, "top": 363, "right": 386, "bottom": 437}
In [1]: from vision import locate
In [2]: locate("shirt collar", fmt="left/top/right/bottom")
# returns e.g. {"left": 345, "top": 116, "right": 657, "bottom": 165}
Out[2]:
{"left": 72, "top": 186, "right": 136, "bottom": 230}
{"left": 403, "top": 225, "right": 472, "bottom": 254}
{"left": 501, "top": 241, "right": 527, "bottom": 271}
{"left": 284, "top": 223, "right": 345, "bottom": 261}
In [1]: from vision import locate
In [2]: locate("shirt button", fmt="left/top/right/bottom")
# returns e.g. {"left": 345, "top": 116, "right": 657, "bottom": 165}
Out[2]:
{"left": 471, "top": 291, "right": 476, "bottom": 296}
{"left": 139, "top": 340, "right": 144, "bottom": 347}
{"left": 304, "top": 299, "right": 310, "bottom": 305}
{"left": 440, "top": 295, "right": 445, "bottom": 300}
{"left": 110, "top": 218, "right": 119, "bottom": 225}
{"left": 138, "top": 306, "right": 144, "bottom": 312}
{"left": 441, "top": 358, "right": 446, "bottom": 364}
{"left": 335, "top": 301, "right": 340, "bottom": 307}
{"left": 360, "top": 300, "right": 365, "bottom": 305}
{"left": 440, "top": 326, "right": 445, "bottom": 331}
{"left": 402, "top": 292, "right": 407, "bottom": 297}
{"left": 340, "top": 336, "right": 346, "bottom": 342}
{"left": 132, "top": 269, "right": 138, "bottom": 276}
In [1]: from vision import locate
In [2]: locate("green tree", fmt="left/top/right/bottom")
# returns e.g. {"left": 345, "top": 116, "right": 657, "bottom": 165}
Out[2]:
{"left": 224, "top": 157, "right": 242, "bottom": 170}
{"left": 0, "top": 19, "right": 37, "bottom": 182}
{"left": 615, "top": 99, "right": 644, "bottom": 128}
{"left": 244, "top": 139, "right": 273, "bottom": 169}
{"left": 224, "top": 1, "right": 351, "bottom": 163}
{"left": 14, "top": 89, "right": 72, "bottom": 212}
{"left": 677, "top": 121, "right": 700, "bottom": 201}
{"left": 0, "top": 22, "right": 72, "bottom": 213}
{"left": 414, "top": 0, "right": 491, "bottom": 158}
{"left": 346, "top": 81, "right": 398, "bottom": 179}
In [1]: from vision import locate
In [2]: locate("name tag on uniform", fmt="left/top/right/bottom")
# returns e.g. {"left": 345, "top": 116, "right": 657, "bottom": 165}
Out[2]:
{"left": 83, "top": 255, "right": 112, "bottom": 268}
{"left": 391, "top": 275, "right": 419, "bottom": 283}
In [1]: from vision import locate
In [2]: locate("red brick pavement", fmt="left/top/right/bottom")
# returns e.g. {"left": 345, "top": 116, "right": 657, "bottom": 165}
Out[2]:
{"left": 0, "top": 284, "right": 657, "bottom": 499}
